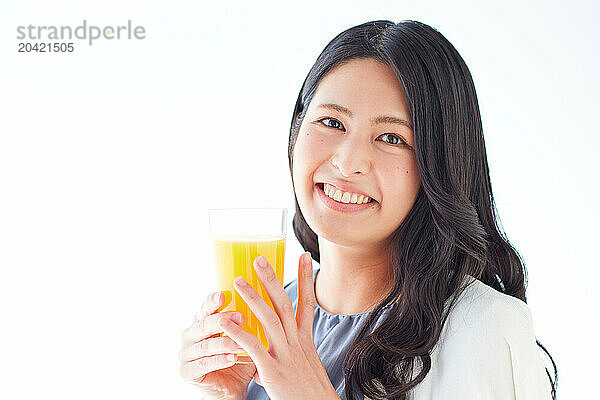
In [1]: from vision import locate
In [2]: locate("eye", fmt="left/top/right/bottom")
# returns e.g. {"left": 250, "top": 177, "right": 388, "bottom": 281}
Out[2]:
{"left": 318, "top": 117, "right": 344, "bottom": 130}
{"left": 378, "top": 133, "right": 407, "bottom": 146}
{"left": 317, "top": 118, "right": 408, "bottom": 147}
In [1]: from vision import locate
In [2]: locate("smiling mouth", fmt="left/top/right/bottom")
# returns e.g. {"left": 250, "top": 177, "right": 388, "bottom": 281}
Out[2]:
{"left": 315, "top": 183, "right": 377, "bottom": 204}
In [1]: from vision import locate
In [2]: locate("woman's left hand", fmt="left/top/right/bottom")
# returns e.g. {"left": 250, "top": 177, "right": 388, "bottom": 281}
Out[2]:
{"left": 218, "top": 252, "right": 340, "bottom": 400}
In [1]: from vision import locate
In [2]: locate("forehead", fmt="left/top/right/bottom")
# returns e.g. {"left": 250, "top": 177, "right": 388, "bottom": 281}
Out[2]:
{"left": 309, "top": 58, "right": 410, "bottom": 118}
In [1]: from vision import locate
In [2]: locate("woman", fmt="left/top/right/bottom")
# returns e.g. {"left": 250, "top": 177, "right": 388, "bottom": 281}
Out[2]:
{"left": 179, "top": 20, "right": 558, "bottom": 400}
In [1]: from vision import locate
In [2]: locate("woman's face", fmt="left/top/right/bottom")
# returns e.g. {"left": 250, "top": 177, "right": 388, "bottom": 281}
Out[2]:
{"left": 292, "top": 57, "right": 421, "bottom": 248}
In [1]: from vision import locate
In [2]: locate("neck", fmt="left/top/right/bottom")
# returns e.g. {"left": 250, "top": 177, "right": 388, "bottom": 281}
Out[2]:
{"left": 314, "top": 237, "right": 395, "bottom": 316}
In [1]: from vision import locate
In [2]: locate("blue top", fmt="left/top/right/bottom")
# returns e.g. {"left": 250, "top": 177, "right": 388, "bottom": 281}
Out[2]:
{"left": 246, "top": 266, "right": 398, "bottom": 400}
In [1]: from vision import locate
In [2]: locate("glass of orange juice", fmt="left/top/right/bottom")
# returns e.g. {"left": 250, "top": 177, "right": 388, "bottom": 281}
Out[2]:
{"left": 208, "top": 207, "right": 287, "bottom": 364}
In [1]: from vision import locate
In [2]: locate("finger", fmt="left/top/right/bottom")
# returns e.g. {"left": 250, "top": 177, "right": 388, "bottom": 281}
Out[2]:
{"left": 254, "top": 370, "right": 263, "bottom": 387}
{"left": 219, "top": 316, "right": 268, "bottom": 371}
{"left": 179, "top": 353, "right": 238, "bottom": 385}
{"left": 194, "top": 291, "right": 222, "bottom": 323}
{"left": 181, "top": 311, "right": 244, "bottom": 345}
{"left": 252, "top": 255, "right": 299, "bottom": 343}
{"left": 179, "top": 336, "right": 246, "bottom": 363}
{"left": 233, "top": 272, "right": 286, "bottom": 348}
{"left": 296, "top": 252, "right": 316, "bottom": 339}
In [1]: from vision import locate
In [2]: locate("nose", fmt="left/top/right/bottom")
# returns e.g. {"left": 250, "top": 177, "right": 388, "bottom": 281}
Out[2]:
{"left": 330, "top": 133, "right": 372, "bottom": 176}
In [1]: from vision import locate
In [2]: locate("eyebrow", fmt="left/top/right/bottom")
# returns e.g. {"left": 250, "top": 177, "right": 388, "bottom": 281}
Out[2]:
{"left": 317, "top": 103, "right": 412, "bottom": 129}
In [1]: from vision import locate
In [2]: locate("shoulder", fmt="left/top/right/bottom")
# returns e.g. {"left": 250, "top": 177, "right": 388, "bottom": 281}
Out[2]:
{"left": 420, "top": 275, "right": 551, "bottom": 399}
{"left": 446, "top": 275, "right": 535, "bottom": 340}
{"left": 439, "top": 275, "right": 538, "bottom": 366}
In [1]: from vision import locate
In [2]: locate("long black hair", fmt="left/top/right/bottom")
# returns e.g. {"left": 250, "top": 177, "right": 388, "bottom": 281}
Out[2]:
{"left": 287, "top": 20, "right": 558, "bottom": 400}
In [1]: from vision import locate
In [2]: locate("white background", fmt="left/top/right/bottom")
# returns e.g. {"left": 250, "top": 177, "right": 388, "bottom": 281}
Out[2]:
{"left": 0, "top": 0, "right": 597, "bottom": 398}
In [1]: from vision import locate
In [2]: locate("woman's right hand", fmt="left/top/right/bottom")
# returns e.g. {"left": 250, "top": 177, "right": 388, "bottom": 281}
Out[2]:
{"left": 180, "top": 291, "right": 257, "bottom": 399}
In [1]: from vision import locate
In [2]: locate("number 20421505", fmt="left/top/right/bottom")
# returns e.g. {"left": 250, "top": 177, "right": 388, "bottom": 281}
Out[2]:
{"left": 18, "top": 42, "right": 74, "bottom": 52}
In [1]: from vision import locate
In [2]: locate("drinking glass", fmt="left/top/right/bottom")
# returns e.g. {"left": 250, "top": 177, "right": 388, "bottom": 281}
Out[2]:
{"left": 208, "top": 208, "right": 287, "bottom": 364}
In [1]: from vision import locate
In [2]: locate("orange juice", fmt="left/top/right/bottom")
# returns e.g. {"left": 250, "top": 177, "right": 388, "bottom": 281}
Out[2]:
{"left": 212, "top": 234, "right": 285, "bottom": 362}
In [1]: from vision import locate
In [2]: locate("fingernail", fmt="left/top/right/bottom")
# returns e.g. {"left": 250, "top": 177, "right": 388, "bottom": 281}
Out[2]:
{"left": 234, "top": 313, "right": 244, "bottom": 325}
{"left": 235, "top": 276, "right": 248, "bottom": 287}
{"left": 303, "top": 252, "right": 312, "bottom": 266}
{"left": 257, "top": 256, "right": 268, "bottom": 268}
{"left": 227, "top": 354, "right": 236, "bottom": 362}
{"left": 213, "top": 292, "right": 221, "bottom": 304}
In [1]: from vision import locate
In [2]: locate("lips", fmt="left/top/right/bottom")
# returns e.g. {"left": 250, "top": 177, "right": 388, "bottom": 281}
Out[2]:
{"left": 315, "top": 182, "right": 378, "bottom": 212}
{"left": 315, "top": 181, "right": 378, "bottom": 203}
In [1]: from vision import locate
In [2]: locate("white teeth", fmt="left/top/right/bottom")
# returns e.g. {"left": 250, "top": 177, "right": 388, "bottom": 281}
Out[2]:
{"left": 322, "top": 183, "right": 371, "bottom": 204}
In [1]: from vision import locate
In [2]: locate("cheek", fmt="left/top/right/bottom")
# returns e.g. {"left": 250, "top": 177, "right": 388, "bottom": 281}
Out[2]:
{"left": 380, "top": 161, "right": 421, "bottom": 203}
{"left": 298, "top": 128, "right": 328, "bottom": 154}
{"left": 396, "top": 163, "right": 420, "bottom": 189}
{"left": 399, "top": 167, "right": 421, "bottom": 209}
{"left": 292, "top": 130, "right": 328, "bottom": 180}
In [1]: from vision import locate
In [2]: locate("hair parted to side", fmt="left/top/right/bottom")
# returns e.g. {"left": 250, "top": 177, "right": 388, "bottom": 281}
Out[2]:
{"left": 287, "top": 20, "right": 558, "bottom": 400}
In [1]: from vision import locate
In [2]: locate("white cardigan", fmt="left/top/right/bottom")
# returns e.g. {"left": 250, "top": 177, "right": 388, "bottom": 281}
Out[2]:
{"left": 368, "top": 274, "right": 552, "bottom": 400}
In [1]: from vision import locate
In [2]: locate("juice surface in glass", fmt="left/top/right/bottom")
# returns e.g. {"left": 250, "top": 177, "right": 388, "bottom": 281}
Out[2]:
{"left": 213, "top": 234, "right": 285, "bottom": 362}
